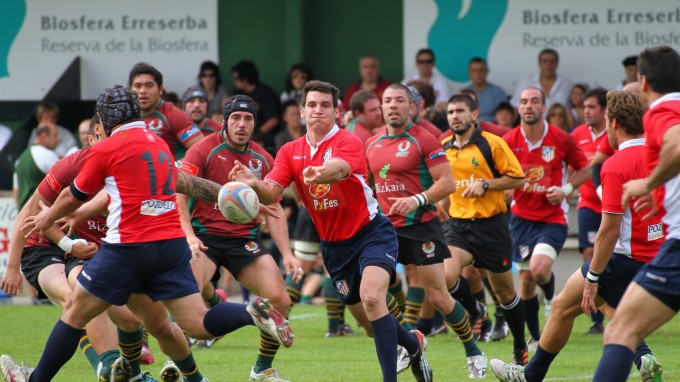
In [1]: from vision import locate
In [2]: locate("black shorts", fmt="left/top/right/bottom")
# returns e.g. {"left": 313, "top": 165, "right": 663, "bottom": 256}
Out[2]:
{"left": 580, "top": 254, "right": 643, "bottom": 308}
{"left": 20, "top": 245, "right": 65, "bottom": 296}
{"left": 197, "top": 233, "right": 269, "bottom": 281}
{"left": 444, "top": 214, "right": 513, "bottom": 273}
{"left": 293, "top": 206, "right": 320, "bottom": 243}
{"left": 396, "top": 220, "right": 451, "bottom": 266}
{"left": 65, "top": 256, "right": 87, "bottom": 278}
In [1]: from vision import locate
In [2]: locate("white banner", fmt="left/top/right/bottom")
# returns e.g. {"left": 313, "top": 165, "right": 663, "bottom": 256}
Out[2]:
{"left": 0, "top": 196, "right": 18, "bottom": 296}
{"left": 0, "top": 0, "right": 218, "bottom": 100}
{"left": 404, "top": 0, "right": 680, "bottom": 93}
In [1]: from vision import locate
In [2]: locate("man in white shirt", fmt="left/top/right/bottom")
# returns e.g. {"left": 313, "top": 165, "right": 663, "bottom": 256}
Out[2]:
{"left": 511, "top": 49, "right": 573, "bottom": 110}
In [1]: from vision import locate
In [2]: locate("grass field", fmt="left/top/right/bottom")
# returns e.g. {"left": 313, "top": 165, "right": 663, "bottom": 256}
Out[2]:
{"left": 0, "top": 303, "right": 677, "bottom": 381}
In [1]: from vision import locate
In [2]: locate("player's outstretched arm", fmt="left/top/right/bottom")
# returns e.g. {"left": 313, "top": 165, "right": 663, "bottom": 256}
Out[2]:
{"left": 1, "top": 193, "right": 41, "bottom": 294}
{"left": 229, "top": 160, "right": 283, "bottom": 205}
{"left": 176, "top": 172, "right": 220, "bottom": 203}
{"left": 23, "top": 187, "right": 85, "bottom": 238}
{"left": 302, "top": 159, "right": 350, "bottom": 185}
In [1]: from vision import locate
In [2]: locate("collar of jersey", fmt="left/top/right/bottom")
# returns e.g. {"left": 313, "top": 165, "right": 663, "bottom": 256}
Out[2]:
{"left": 111, "top": 121, "right": 147, "bottom": 136}
{"left": 520, "top": 120, "right": 549, "bottom": 150}
{"left": 384, "top": 121, "right": 414, "bottom": 138}
{"left": 444, "top": 125, "right": 482, "bottom": 150}
{"left": 219, "top": 129, "right": 251, "bottom": 153}
{"left": 618, "top": 137, "right": 645, "bottom": 151}
{"left": 140, "top": 100, "right": 164, "bottom": 119}
{"left": 649, "top": 92, "right": 680, "bottom": 109}
{"left": 306, "top": 124, "right": 340, "bottom": 158}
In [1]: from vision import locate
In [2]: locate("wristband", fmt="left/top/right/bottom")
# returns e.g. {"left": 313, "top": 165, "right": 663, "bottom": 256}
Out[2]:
{"left": 586, "top": 270, "right": 600, "bottom": 284}
{"left": 561, "top": 183, "right": 574, "bottom": 196}
{"left": 412, "top": 193, "right": 428, "bottom": 207}
{"left": 57, "top": 236, "right": 87, "bottom": 253}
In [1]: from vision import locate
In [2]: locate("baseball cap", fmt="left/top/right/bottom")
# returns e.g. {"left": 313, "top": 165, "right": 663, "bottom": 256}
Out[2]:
{"left": 182, "top": 86, "right": 209, "bottom": 106}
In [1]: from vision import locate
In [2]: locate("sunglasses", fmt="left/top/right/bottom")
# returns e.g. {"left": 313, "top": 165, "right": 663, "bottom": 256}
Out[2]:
{"left": 417, "top": 59, "right": 434, "bottom": 64}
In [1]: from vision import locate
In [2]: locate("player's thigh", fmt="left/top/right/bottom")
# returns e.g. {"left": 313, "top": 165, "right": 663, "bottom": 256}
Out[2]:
{"left": 107, "top": 304, "right": 143, "bottom": 332}
{"left": 237, "top": 254, "right": 290, "bottom": 308}
{"left": 552, "top": 269, "right": 592, "bottom": 318}
{"left": 488, "top": 269, "right": 517, "bottom": 302}
{"left": 606, "top": 282, "right": 676, "bottom": 342}
{"left": 126, "top": 293, "right": 173, "bottom": 335}
{"left": 163, "top": 293, "right": 210, "bottom": 337}
{"left": 38, "top": 263, "right": 71, "bottom": 306}
{"left": 346, "top": 302, "right": 372, "bottom": 337}
{"left": 417, "top": 262, "right": 448, "bottom": 295}
{"left": 190, "top": 252, "right": 217, "bottom": 289}
{"left": 61, "top": 283, "right": 112, "bottom": 328}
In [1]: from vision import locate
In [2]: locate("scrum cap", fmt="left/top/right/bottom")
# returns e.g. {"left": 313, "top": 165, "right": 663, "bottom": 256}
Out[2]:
{"left": 95, "top": 85, "right": 141, "bottom": 135}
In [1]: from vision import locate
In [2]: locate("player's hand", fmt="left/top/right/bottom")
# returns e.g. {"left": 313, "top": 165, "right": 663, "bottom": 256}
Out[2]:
{"left": 1, "top": 266, "right": 23, "bottom": 295}
{"left": 632, "top": 193, "right": 658, "bottom": 220}
{"left": 435, "top": 203, "right": 449, "bottom": 222}
{"left": 546, "top": 186, "right": 566, "bottom": 205}
{"left": 462, "top": 179, "right": 486, "bottom": 198}
{"left": 71, "top": 241, "right": 98, "bottom": 260}
{"left": 258, "top": 204, "right": 280, "bottom": 220}
{"left": 229, "top": 160, "right": 256, "bottom": 184}
{"left": 22, "top": 200, "right": 52, "bottom": 239}
{"left": 388, "top": 196, "right": 419, "bottom": 216}
{"left": 57, "top": 211, "right": 86, "bottom": 238}
{"left": 282, "top": 253, "right": 303, "bottom": 283}
{"left": 581, "top": 281, "right": 599, "bottom": 317}
{"left": 303, "top": 165, "right": 326, "bottom": 185}
{"left": 504, "top": 189, "right": 514, "bottom": 204}
{"left": 187, "top": 235, "right": 208, "bottom": 265}
{"left": 622, "top": 178, "right": 650, "bottom": 210}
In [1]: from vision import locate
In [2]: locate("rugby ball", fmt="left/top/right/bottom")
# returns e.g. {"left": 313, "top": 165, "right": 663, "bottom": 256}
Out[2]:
{"left": 218, "top": 182, "right": 259, "bottom": 224}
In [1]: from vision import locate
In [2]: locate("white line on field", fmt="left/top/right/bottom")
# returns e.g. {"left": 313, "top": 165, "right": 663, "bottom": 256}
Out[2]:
{"left": 289, "top": 312, "right": 325, "bottom": 320}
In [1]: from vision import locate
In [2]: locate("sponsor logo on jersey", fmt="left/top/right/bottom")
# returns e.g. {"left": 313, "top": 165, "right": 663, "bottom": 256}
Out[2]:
{"left": 249, "top": 158, "right": 263, "bottom": 179}
{"left": 455, "top": 174, "right": 483, "bottom": 190}
{"left": 335, "top": 279, "right": 350, "bottom": 296}
{"left": 293, "top": 155, "right": 306, "bottom": 160}
{"left": 525, "top": 166, "right": 545, "bottom": 183}
{"left": 148, "top": 119, "right": 163, "bottom": 134}
{"left": 140, "top": 199, "right": 177, "bottom": 216}
{"left": 179, "top": 125, "right": 200, "bottom": 142}
{"left": 471, "top": 156, "right": 480, "bottom": 167}
{"left": 422, "top": 241, "right": 435, "bottom": 257}
{"left": 397, "top": 141, "right": 410, "bottom": 157}
{"left": 244, "top": 241, "right": 260, "bottom": 253}
{"left": 45, "top": 171, "right": 62, "bottom": 193}
{"left": 323, "top": 148, "right": 332, "bottom": 164}
{"left": 379, "top": 164, "right": 390, "bottom": 179}
{"left": 648, "top": 223, "right": 663, "bottom": 241}
{"left": 309, "top": 184, "right": 331, "bottom": 198}
{"left": 179, "top": 161, "right": 199, "bottom": 176}
{"left": 375, "top": 182, "right": 405, "bottom": 193}
{"left": 542, "top": 146, "right": 555, "bottom": 162}
{"left": 87, "top": 219, "right": 108, "bottom": 233}
{"left": 430, "top": 150, "right": 445, "bottom": 160}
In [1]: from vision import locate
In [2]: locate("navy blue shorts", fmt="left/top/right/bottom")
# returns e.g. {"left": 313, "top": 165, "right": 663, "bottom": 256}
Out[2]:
{"left": 510, "top": 214, "right": 568, "bottom": 264}
{"left": 321, "top": 214, "right": 398, "bottom": 305}
{"left": 581, "top": 254, "right": 643, "bottom": 307}
{"left": 578, "top": 207, "right": 602, "bottom": 252}
{"left": 634, "top": 239, "right": 680, "bottom": 311}
{"left": 77, "top": 237, "right": 200, "bottom": 306}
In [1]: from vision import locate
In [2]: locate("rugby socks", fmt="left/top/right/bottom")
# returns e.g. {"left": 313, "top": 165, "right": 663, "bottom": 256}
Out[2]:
{"left": 323, "top": 277, "right": 345, "bottom": 332}
{"left": 388, "top": 277, "right": 407, "bottom": 312}
{"left": 99, "top": 350, "right": 121, "bottom": 374}
{"left": 370, "top": 314, "right": 399, "bottom": 382}
{"left": 174, "top": 353, "right": 205, "bottom": 382}
{"left": 524, "top": 345, "right": 558, "bottom": 382}
{"left": 30, "top": 320, "right": 85, "bottom": 381}
{"left": 203, "top": 302, "right": 255, "bottom": 336}
{"left": 387, "top": 292, "right": 414, "bottom": 330}
{"left": 254, "top": 330, "right": 280, "bottom": 373}
{"left": 285, "top": 271, "right": 306, "bottom": 304}
{"left": 501, "top": 294, "right": 527, "bottom": 350}
{"left": 433, "top": 310, "right": 445, "bottom": 329}
{"left": 524, "top": 296, "right": 542, "bottom": 341}
{"left": 444, "top": 301, "right": 482, "bottom": 357}
{"left": 449, "top": 277, "right": 480, "bottom": 316}
{"left": 482, "top": 276, "right": 501, "bottom": 307}
{"left": 405, "top": 287, "right": 425, "bottom": 326}
{"left": 633, "top": 341, "right": 652, "bottom": 370}
{"left": 473, "top": 289, "right": 486, "bottom": 303}
{"left": 416, "top": 317, "right": 434, "bottom": 335}
{"left": 593, "top": 344, "right": 634, "bottom": 381}
{"left": 241, "top": 285, "right": 251, "bottom": 303}
{"left": 78, "top": 334, "right": 101, "bottom": 372}
{"left": 204, "top": 290, "right": 222, "bottom": 307}
{"left": 538, "top": 272, "right": 556, "bottom": 301}
{"left": 118, "top": 328, "right": 144, "bottom": 376}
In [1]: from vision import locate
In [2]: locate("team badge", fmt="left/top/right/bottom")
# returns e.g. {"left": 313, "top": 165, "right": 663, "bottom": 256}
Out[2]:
{"left": 588, "top": 231, "right": 597, "bottom": 244}
{"left": 335, "top": 279, "right": 350, "bottom": 296}
{"left": 323, "top": 148, "right": 332, "bottom": 164}
{"left": 249, "top": 158, "right": 263, "bottom": 179}
{"left": 244, "top": 241, "right": 260, "bottom": 253}
{"left": 525, "top": 166, "right": 545, "bottom": 183}
{"left": 309, "top": 183, "right": 331, "bottom": 198}
{"left": 396, "top": 141, "right": 410, "bottom": 157}
{"left": 422, "top": 241, "right": 436, "bottom": 257}
{"left": 147, "top": 119, "right": 163, "bottom": 134}
{"left": 519, "top": 245, "right": 530, "bottom": 259}
{"left": 541, "top": 146, "right": 555, "bottom": 162}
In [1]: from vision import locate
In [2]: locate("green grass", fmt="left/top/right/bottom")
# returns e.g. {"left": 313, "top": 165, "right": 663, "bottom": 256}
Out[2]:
{"left": 0, "top": 304, "right": 678, "bottom": 381}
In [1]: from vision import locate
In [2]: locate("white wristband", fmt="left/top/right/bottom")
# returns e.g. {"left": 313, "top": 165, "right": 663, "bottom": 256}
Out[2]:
{"left": 586, "top": 270, "right": 600, "bottom": 283}
{"left": 561, "top": 183, "right": 574, "bottom": 196}
{"left": 57, "top": 236, "right": 87, "bottom": 253}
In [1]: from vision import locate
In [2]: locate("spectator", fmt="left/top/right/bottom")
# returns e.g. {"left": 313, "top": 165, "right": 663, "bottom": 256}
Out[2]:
{"left": 546, "top": 103, "right": 572, "bottom": 133}
{"left": 198, "top": 60, "right": 229, "bottom": 117}
{"left": 402, "top": 48, "right": 451, "bottom": 105}
{"left": 347, "top": 90, "right": 384, "bottom": 143}
{"left": 27, "top": 100, "right": 77, "bottom": 157}
{"left": 407, "top": 86, "right": 445, "bottom": 137}
{"left": 568, "top": 83, "right": 589, "bottom": 127}
{"left": 65, "top": 118, "right": 92, "bottom": 156}
{"left": 464, "top": 57, "right": 508, "bottom": 122}
{"left": 511, "top": 48, "right": 573, "bottom": 110}
{"left": 494, "top": 102, "right": 518, "bottom": 129}
{"left": 182, "top": 85, "right": 222, "bottom": 136}
{"left": 163, "top": 92, "right": 181, "bottom": 108}
{"left": 231, "top": 60, "right": 280, "bottom": 148}
{"left": 616, "top": 55, "right": 638, "bottom": 90}
{"left": 13, "top": 124, "right": 59, "bottom": 209}
{"left": 281, "top": 63, "right": 315, "bottom": 104}
{"left": 275, "top": 100, "right": 305, "bottom": 153}
{"left": 342, "top": 55, "right": 391, "bottom": 107}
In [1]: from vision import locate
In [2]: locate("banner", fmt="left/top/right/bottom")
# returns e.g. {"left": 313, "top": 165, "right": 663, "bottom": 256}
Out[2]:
{"left": 0, "top": 0, "right": 218, "bottom": 100}
{"left": 0, "top": 196, "right": 18, "bottom": 297}
{"left": 404, "top": 0, "right": 680, "bottom": 94}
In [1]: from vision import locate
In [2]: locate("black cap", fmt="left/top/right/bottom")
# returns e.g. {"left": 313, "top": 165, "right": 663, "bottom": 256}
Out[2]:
{"left": 622, "top": 55, "right": 638, "bottom": 67}
{"left": 95, "top": 85, "right": 140, "bottom": 134}
{"left": 223, "top": 94, "right": 257, "bottom": 121}
{"left": 182, "top": 86, "right": 208, "bottom": 106}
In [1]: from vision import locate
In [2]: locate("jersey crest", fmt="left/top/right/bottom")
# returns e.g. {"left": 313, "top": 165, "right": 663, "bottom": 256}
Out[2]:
{"left": 541, "top": 146, "right": 555, "bottom": 162}
{"left": 397, "top": 141, "right": 410, "bottom": 157}
{"left": 248, "top": 158, "right": 263, "bottom": 179}
{"left": 147, "top": 119, "right": 163, "bottom": 135}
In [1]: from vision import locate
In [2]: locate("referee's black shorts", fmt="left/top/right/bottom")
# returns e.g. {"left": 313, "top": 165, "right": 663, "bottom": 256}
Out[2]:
{"left": 443, "top": 213, "right": 512, "bottom": 273}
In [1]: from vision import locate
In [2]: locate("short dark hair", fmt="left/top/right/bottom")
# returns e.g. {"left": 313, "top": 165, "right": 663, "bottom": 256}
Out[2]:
{"left": 584, "top": 87, "right": 608, "bottom": 109}
{"left": 384, "top": 83, "right": 413, "bottom": 103}
{"left": 622, "top": 55, "right": 638, "bottom": 67}
{"left": 198, "top": 61, "right": 223, "bottom": 88}
{"left": 281, "top": 100, "right": 300, "bottom": 116}
{"left": 284, "top": 63, "right": 314, "bottom": 93}
{"left": 448, "top": 94, "right": 477, "bottom": 111}
{"left": 416, "top": 48, "right": 435, "bottom": 62}
{"left": 301, "top": 80, "right": 340, "bottom": 108}
{"left": 129, "top": 63, "right": 163, "bottom": 87}
{"left": 458, "top": 89, "right": 479, "bottom": 108}
{"left": 468, "top": 57, "right": 487, "bottom": 66}
{"left": 538, "top": 48, "right": 559, "bottom": 62}
{"left": 349, "top": 90, "right": 378, "bottom": 114}
{"left": 606, "top": 90, "right": 645, "bottom": 136}
{"left": 35, "top": 125, "right": 52, "bottom": 137}
{"left": 231, "top": 60, "right": 260, "bottom": 85}
{"left": 495, "top": 101, "right": 515, "bottom": 114}
{"left": 36, "top": 100, "right": 59, "bottom": 121}
{"left": 406, "top": 80, "right": 436, "bottom": 108}
{"left": 638, "top": 45, "right": 680, "bottom": 94}
{"left": 522, "top": 87, "right": 546, "bottom": 105}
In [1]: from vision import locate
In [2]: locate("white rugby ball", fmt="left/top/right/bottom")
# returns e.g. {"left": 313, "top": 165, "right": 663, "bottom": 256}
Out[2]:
{"left": 217, "top": 182, "right": 259, "bottom": 224}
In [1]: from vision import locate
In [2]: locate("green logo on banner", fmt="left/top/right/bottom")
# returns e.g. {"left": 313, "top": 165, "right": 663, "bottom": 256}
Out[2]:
{"left": 0, "top": 0, "right": 26, "bottom": 78}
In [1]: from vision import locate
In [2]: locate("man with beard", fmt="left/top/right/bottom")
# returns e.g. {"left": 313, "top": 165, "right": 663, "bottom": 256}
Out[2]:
{"left": 182, "top": 86, "right": 222, "bottom": 136}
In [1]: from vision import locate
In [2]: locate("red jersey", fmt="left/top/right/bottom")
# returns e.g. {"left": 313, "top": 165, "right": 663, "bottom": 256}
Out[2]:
{"left": 179, "top": 131, "right": 274, "bottom": 238}
{"left": 438, "top": 121, "right": 511, "bottom": 141}
{"left": 346, "top": 119, "right": 375, "bottom": 143}
{"left": 597, "top": 136, "right": 616, "bottom": 157}
{"left": 504, "top": 122, "right": 588, "bottom": 224}
{"left": 74, "top": 122, "right": 184, "bottom": 244}
{"left": 33, "top": 148, "right": 108, "bottom": 247}
{"left": 571, "top": 124, "right": 608, "bottom": 213}
{"left": 342, "top": 78, "right": 391, "bottom": 108}
{"left": 417, "top": 119, "right": 444, "bottom": 138}
{"left": 142, "top": 101, "right": 202, "bottom": 160}
{"left": 601, "top": 138, "right": 663, "bottom": 262}
{"left": 365, "top": 123, "right": 447, "bottom": 228}
{"left": 266, "top": 126, "right": 379, "bottom": 242}
{"left": 199, "top": 119, "right": 222, "bottom": 136}
{"left": 644, "top": 93, "right": 680, "bottom": 239}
